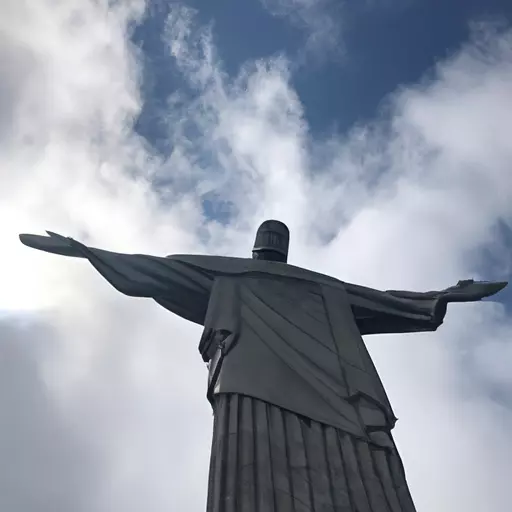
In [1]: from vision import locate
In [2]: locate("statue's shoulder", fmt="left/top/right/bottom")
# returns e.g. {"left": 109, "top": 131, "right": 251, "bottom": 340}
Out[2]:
{"left": 167, "top": 254, "right": 255, "bottom": 273}
{"left": 167, "top": 254, "right": 343, "bottom": 287}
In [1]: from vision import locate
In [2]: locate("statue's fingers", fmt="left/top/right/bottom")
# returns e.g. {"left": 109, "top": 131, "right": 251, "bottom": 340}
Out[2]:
{"left": 446, "top": 281, "right": 507, "bottom": 302}
{"left": 481, "top": 281, "right": 508, "bottom": 297}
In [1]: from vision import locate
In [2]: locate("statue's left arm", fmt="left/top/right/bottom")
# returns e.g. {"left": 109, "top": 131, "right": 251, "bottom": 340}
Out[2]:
{"left": 19, "top": 232, "right": 215, "bottom": 325}
{"left": 343, "top": 279, "right": 508, "bottom": 335}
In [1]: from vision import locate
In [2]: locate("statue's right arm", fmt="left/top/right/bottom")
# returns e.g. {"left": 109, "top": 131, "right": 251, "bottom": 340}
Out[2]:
{"left": 19, "top": 232, "right": 214, "bottom": 324}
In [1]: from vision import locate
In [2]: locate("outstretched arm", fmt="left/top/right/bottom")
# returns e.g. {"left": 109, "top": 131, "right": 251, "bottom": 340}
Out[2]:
{"left": 19, "top": 232, "right": 214, "bottom": 325}
{"left": 343, "top": 279, "right": 507, "bottom": 336}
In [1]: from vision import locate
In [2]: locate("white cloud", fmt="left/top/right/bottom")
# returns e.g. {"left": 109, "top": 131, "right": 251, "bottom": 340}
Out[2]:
{"left": 1, "top": 2, "right": 511, "bottom": 511}
{"left": 259, "top": 0, "right": 343, "bottom": 63}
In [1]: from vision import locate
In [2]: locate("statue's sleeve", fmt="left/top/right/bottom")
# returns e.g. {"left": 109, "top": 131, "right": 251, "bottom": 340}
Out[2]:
{"left": 343, "top": 279, "right": 507, "bottom": 335}
{"left": 19, "top": 232, "right": 214, "bottom": 325}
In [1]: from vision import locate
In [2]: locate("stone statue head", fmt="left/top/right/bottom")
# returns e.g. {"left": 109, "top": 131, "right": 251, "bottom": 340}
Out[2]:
{"left": 252, "top": 220, "right": 290, "bottom": 263}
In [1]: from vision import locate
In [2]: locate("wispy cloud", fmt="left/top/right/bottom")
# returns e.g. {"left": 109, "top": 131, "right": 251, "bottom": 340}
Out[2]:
{"left": 259, "top": 0, "right": 343, "bottom": 62}
{"left": 1, "top": 1, "right": 512, "bottom": 511}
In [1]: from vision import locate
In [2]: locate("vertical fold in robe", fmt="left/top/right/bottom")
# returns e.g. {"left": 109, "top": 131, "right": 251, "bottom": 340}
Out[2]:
{"left": 207, "top": 394, "right": 416, "bottom": 512}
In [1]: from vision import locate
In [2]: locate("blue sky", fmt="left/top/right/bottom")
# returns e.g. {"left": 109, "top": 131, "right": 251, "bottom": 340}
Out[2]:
{"left": 134, "top": 0, "right": 512, "bottom": 139}
{"left": 1, "top": 1, "right": 512, "bottom": 511}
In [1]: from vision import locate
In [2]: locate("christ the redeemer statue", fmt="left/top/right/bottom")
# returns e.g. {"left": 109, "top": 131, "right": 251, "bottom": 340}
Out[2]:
{"left": 20, "top": 220, "right": 507, "bottom": 512}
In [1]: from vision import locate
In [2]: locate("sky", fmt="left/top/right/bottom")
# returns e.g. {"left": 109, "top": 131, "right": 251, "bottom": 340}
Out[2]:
{"left": 1, "top": 0, "right": 512, "bottom": 511}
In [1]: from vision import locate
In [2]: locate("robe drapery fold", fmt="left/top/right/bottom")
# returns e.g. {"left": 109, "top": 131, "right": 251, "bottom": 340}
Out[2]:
{"left": 208, "top": 393, "right": 416, "bottom": 512}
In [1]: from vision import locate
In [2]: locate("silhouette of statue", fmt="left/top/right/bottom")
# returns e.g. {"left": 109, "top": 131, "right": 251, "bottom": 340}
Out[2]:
{"left": 20, "top": 221, "right": 507, "bottom": 512}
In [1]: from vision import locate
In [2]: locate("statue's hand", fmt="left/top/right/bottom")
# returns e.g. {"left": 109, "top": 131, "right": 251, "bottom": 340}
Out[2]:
{"left": 19, "top": 232, "right": 85, "bottom": 258}
{"left": 442, "top": 279, "right": 507, "bottom": 302}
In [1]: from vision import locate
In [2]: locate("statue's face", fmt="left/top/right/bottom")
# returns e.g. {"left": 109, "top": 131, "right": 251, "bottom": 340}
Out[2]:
{"left": 252, "top": 249, "right": 287, "bottom": 262}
